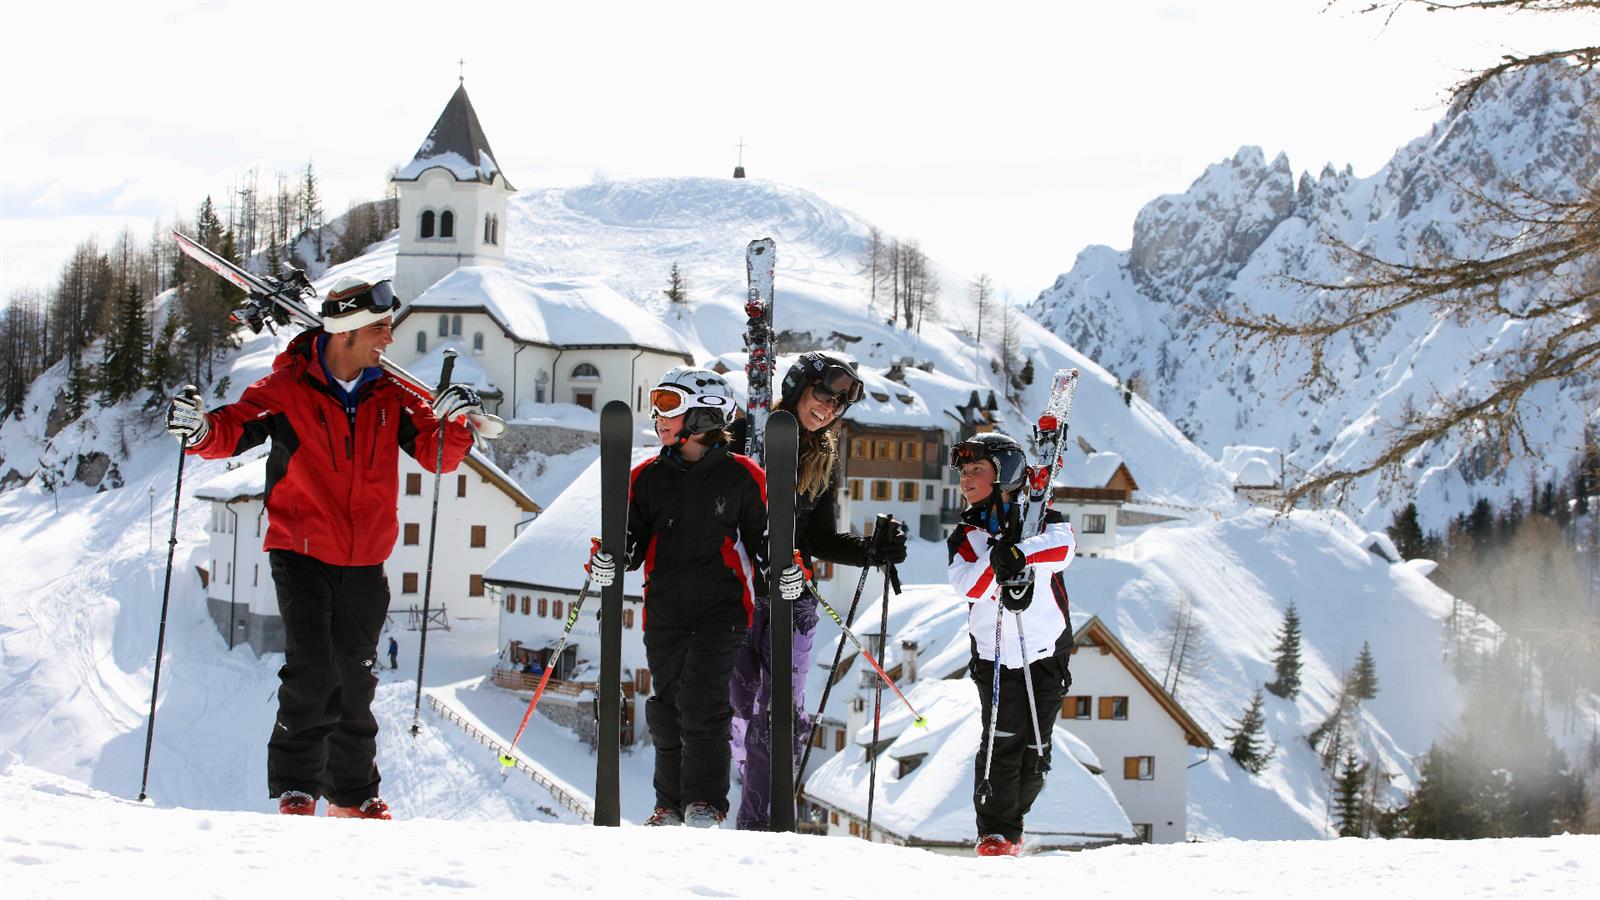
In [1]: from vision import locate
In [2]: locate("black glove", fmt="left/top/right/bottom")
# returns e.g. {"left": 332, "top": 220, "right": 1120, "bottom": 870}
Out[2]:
{"left": 1001, "top": 582, "right": 1033, "bottom": 612}
{"left": 432, "top": 383, "right": 483, "bottom": 423}
{"left": 989, "top": 541, "right": 1027, "bottom": 584}
{"left": 865, "top": 520, "right": 908, "bottom": 566}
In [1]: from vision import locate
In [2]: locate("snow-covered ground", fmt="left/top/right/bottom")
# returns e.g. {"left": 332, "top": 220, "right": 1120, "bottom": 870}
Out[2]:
{"left": 5, "top": 761, "right": 1596, "bottom": 899}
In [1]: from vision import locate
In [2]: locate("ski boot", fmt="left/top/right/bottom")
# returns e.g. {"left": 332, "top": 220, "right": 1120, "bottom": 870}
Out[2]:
{"left": 975, "top": 834, "right": 1020, "bottom": 857}
{"left": 328, "top": 798, "right": 392, "bottom": 820}
{"left": 277, "top": 791, "right": 316, "bottom": 816}
{"left": 643, "top": 807, "right": 684, "bottom": 827}
{"left": 682, "top": 801, "right": 725, "bottom": 829}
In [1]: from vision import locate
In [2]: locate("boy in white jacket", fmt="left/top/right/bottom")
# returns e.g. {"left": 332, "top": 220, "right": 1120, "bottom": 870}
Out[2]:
{"left": 945, "top": 432, "right": 1076, "bottom": 857}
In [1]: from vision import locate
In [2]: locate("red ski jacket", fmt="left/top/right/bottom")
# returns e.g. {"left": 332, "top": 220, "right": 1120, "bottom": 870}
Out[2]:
{"left": 189, "top": 329, "right": 473, "bottom": 567}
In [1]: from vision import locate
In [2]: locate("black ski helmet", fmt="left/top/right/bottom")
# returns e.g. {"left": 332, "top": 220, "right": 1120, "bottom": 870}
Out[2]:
{"left": 780, "top": 351, "right": 864, "bottom": 413}
{"left": 950, "top": 432, "right": 1028, "bottom": 493}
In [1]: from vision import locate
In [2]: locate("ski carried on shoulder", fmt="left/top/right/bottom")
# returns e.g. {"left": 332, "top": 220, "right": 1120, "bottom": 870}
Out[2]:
{"left": 743, "top": 238, "right": 776, "bottom": 465}
{"left": 170, "top": 231, "right": 506, "bottom": 438}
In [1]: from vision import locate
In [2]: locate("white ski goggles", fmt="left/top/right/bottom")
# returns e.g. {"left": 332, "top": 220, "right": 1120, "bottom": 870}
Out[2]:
{"left": 650, "top": 386, "right": 733, "bottom": 418}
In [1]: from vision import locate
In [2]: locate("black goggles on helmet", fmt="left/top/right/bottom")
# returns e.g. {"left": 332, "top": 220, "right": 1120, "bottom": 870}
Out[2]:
{"left": 809, "top": 365, "right": 864, "bottom": 407}
{"left": 322, "top": 280, "right": 398, "bottom": 319}
{"left": 950, "top": 443, "right": 991, "bottom": 469}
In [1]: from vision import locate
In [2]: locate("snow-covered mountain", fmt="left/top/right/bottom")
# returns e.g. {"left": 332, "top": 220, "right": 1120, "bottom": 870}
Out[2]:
{"left": 2, "top": 156, "right": 1594, "bottom": 852}
{"left": 1027, "top": 62, "right": 1600, "bottom": 531}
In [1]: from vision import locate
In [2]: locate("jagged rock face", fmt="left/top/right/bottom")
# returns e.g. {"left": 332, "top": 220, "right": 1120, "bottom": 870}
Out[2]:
{"left": 1027, "top": 63, "right": 1600, "bottom": 530}
{"left": 1128, "top": 147, "right": 1296, "bottom": 307}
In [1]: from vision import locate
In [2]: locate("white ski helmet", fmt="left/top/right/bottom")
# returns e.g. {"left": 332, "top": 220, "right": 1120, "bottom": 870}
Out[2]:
{"left": 652, "top": 367, "right": 737, "bottom": 436}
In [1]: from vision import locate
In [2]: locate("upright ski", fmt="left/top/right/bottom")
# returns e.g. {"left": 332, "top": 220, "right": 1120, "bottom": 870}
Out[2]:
{"left": 764, "top": 409, "right": 799, "bottom": 833}
{"left": 594, "top": 400, "right": 633, "bottom": 827}
{"left": 743, "top": 238, "right": 776, "bottom": 465}
{"left": 1022, "top": 369, "right": 1081, "bottom": 537}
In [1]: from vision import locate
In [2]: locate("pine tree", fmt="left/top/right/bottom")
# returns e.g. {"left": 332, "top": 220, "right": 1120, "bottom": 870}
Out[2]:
{"left": 663, "top": 262, "right": 688, "bottom": 306}
{"left": 64, "top": 359, "right": 91, "bottom": 421}
{"left": 99, "top": 281, "right": 147, "bottom": 404}
{"left": 1227, "top": 687, "right": 1275, "bottom": 774}
{"left": 1265, "top": 602, "right": 1303, "bottom": 699}
{"left": 1334, "top": 751, "right": 1369, "bottom": 837}
{"left": 1309, "top": 678, "right": 1356, "bottom": 770}
{"left": 145, "top": 314, "right": 179, "bottom": 403}
{"left": 1387, "top": 502, "right": 1426, "bottom": 560}
{"left": 1352, "top": 641, "right": 1380, "bottom": 701}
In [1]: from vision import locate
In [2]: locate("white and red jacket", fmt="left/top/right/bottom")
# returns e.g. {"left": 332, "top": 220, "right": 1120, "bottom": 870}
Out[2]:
{"left": 946, "top": 506, "right": 1076, "bottom": 668}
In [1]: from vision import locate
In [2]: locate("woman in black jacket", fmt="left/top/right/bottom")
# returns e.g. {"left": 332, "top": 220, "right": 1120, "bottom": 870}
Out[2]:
{"left": 729, "top": 352, "right": 907, "bottom": 831}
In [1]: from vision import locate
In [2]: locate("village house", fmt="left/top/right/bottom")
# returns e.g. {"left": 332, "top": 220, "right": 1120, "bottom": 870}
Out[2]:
{"left": 195, "top": 449, "right": 538, "bottom": 654}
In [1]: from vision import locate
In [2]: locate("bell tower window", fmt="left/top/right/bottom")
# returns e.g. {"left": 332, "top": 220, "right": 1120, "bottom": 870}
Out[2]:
{"left": 440, "top": 210, "right": 454, "bottom": 239}
{"left": 420, "top": 210, "right": 435, "bottom": 239}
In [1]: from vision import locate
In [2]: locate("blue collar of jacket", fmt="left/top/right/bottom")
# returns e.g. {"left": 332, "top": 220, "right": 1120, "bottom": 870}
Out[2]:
{"left": 962, "top": 500, "right": 1013, "bottom": 536}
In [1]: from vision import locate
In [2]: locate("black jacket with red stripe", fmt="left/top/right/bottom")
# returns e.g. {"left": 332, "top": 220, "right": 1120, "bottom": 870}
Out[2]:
{"left": 625, "top": 442, "right": 769, "bottom": 631}
{"left": 946, "top": 505, "right": 1076, "bottom": 668}
{"left": 187, "top": 329, "right": 473, "bottom": 567}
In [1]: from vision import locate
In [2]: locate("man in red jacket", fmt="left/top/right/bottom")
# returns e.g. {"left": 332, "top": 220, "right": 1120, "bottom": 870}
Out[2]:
{"left": 165, "top": 276, "right": 483, "bottom": 819}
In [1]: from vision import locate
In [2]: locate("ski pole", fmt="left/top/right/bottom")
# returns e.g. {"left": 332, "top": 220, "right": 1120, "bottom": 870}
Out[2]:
{"left": 794, "top": 551, "right": 926, "bottom": 727}
{"left": 138, "top": 385, "right": 199, "bottom": 803}
{"left": 410, "top": 349, "right": 457, "bottom": 736}
{"left": 795, "top": 513, "right": 893, "bottom": 792}
{"left": 1014, "top": 610, "right": 1051, "bottom": 773}
{"left": 865, "top": 556, "right": 901, "bottom": 839}
{"left": 976, "top": 599, "right": 1004, "bottom": 807}
{"left": 499, "top": 543, "right": 600, "bottom": 767}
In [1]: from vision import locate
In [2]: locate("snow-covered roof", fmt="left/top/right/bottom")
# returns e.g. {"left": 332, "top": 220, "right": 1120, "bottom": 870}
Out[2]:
{"left": 194, "top": 457, "right": 267, "bottom": 501}
{"left": 192, "top": 448, "right": 535, "bottom": 512}
{"left": 1062, "top": 451, "right": 1128, "bottom": 490}
{"left": 483, "top": 448, "right": 656, "bottom": 597}
{"left": 392, "top": 84, "right": 513, "bottom": 189}
{"left": 407, "top": 343, "right": 497, "bottom": 395}
{"left": 1220, "top": 445, "right": 1282, "bottom": 486}
{"left": 803, "top": 680, "right": 1134, "bottom": 846}
{"left": 404, "top": 267, "right": 691, "bottom": 357}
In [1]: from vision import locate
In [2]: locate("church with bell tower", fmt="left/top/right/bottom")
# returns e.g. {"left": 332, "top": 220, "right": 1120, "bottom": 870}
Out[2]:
{"left": 390, "top": 79, "right": 515, "bottom": 303}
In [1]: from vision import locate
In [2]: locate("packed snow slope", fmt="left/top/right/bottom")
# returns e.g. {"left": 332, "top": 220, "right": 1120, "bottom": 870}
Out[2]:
{"left": 5, "top": 763, "right": 1597, "bottom": 900}
{"left": 1027, "top": 62, "right": 1600, "bottom": 531}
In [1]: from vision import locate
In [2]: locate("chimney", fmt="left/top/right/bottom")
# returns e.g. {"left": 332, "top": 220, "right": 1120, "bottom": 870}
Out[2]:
{"left": 900, "top": 639, "right": 919, "bottom": 684}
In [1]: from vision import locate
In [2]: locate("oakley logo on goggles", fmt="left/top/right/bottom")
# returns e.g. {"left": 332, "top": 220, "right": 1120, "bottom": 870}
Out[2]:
{"left": 650, "top": 386, "right": 730, "bottom": 418}
{"left": 810, "top": 365, "right": 864, "bottom": 407}
{"left": 322, "top": 280, "right": 398, "bottom": 318}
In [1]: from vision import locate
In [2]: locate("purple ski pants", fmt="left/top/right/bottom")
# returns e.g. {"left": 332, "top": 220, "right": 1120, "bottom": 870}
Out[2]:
{"left": 729, "top": 590, "right": 818, "bottom": 830}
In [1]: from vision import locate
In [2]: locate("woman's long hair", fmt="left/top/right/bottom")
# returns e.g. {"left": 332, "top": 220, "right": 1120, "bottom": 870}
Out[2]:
{"left": 774, "top": 397, "right": 840, "bottom": 499}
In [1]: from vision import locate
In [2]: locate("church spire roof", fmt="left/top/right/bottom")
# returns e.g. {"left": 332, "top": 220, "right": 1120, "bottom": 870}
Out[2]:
{"left": 392, "top": 84, "right": 513, "bottom": 190}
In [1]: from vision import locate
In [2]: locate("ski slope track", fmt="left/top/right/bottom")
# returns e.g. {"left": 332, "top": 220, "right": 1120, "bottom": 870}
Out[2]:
{"left": 4, "top": 762, "right": 1597, "bottom": 900}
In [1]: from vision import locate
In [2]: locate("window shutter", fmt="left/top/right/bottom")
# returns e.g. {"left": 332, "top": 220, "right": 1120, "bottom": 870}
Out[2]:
{"left": 1099, "top": 697, "right": 1115, "bottom": 719}
{"left": 1124, "top": 757, "right": 1140, "bottom": 780}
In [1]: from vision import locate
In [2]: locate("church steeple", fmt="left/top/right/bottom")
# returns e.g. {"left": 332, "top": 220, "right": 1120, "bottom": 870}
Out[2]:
{"left": 392, "top": 83, "right": 514, "bottom": 190}
{"left": 390, "top": 83, "right": 514, "bottom": 303}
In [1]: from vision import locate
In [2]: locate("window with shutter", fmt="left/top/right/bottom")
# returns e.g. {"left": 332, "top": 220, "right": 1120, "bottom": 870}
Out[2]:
{"left": 1100, "top": 696, "right": 1129, "bottom": 720}
{"left": 521, "top": 596, "right": 530, "bottom": 615}
{"left": 1123, "top": 756, "right": 1154, "bottom": 780}
{"left": 469, "top": 574, "right": 483, "bottom": 596}
{"left": 470, "top": 525, "right": 486, "bottom": 548}
{"left": 406, "top": 473, "right": 422, "bottom": 495}
{"left": 402, "top": 573, "right": 418, "bottom": 593}
{"left": 457, "top": 475, "right": 467, "bottom": 498}
{"left": 538, "top": 598, "right": 548, "bottom": 617}
{"left": 403, "top": 523, "right": 419, "bottom": 545}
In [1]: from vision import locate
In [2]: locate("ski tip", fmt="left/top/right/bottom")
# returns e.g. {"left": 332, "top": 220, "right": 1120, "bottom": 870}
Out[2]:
{"left": 498, "top": 753, "right": 516, "bottom": 768}
{"left": 913, "top": 716, "right": 929, "bottom": 729}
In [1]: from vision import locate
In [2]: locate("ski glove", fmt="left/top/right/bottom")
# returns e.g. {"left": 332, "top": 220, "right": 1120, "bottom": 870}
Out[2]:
{"left": 432, "top": 384, "right": 483, "bottom": 423}
{"left": 779, "top": 565, "right": 806, "bottom": 601}
{"left": 586, "top": 550, "right": 616, "bottom": 588}
{"left": 865, "top": 519, "right": 909, "bottom": 566}
{"left": 165, "top": 389, "right": 208, "bottom": 445}
{"left": 989, "top": 541, "right": 1028, "bottom": 585}
{"left": 1001, "top": 582, "right": 1033, "bottom": 612}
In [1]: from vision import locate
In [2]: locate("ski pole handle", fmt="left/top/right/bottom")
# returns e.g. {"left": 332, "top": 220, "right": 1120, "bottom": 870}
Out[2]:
{"left": 435, "top": 348, "right": 457, "bottom": 397}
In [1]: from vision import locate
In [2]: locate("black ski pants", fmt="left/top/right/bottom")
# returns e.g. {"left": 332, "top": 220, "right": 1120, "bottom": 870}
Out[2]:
{"left": 644, "top": 624, "right": 747, "bottom": 815}
{"left": 971, "top": 651, "right": 1071, "bottom": 842}
{"left": 266, "top": 550, "right": 390, "bottom": 807}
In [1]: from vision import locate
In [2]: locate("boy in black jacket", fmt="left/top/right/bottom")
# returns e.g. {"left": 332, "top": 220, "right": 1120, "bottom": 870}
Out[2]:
{"left": 588, "top": 367, "right": 766, "bottom": 828}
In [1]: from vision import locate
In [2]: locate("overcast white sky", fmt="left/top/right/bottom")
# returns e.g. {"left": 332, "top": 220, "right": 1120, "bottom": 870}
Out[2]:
{"left": 0, "top": 1, "right": 1588, "bottom": 304}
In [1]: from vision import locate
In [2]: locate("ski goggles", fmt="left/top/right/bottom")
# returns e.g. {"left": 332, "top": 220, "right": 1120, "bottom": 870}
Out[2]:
{"left": 650, "top": 386, "right": 691, "bottom": 417}
{"left": 808, "top": 366, "right": 864, "bottom": 408}
{"left": 322, "top": 281, "right": 399, "bottom": 333}
{"left": 950, "top": 443, "right": 991, "bottom": 470}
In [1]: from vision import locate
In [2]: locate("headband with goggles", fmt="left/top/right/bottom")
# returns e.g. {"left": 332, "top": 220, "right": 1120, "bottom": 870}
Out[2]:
{"left": 808, "top": 365, "right": 864, "bottom": 408}
{"left": 650, "top": 385, "right": 733, "bottom": 418}
{"left": 321, "top": 280, "right": 399, "bottom": 333}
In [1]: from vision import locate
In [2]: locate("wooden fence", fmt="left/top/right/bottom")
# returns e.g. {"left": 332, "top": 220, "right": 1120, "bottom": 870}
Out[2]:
{"left": 423, "top": 693, "right": 594, "bottom": 823}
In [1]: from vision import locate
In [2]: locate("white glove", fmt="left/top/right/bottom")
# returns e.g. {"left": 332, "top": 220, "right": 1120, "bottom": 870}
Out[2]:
{"left": 165, "top": 389, "right": 208, "bottom": 445}
{"left": 587, "top": 551, "right": 616, "bottom": 588}
{"left": 468, "top": 411, "right": 507, "bottom": 440}
{"left": 432, "top": 384, "right": 483, "bottom": 423}
{"left": 779, "top": 565, "right": 806, "bottom": 601}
